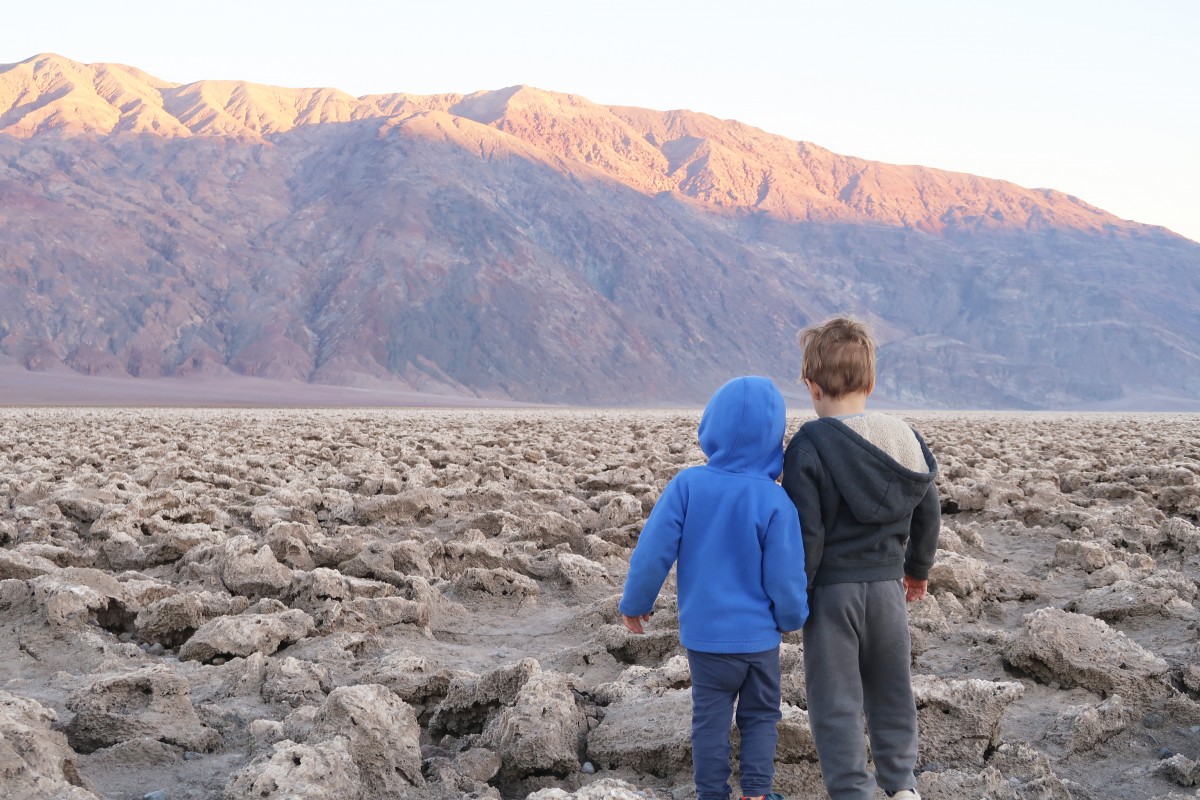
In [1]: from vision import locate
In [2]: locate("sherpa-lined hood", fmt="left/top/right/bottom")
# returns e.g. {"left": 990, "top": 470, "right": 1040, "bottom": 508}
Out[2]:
{"left": 698, "top": 376, "right": 787, "bottom": 479}
{"left": 804, "top": 415, "right": 937, "bottom": 524}
{"left": 783, "top": 412, "right": 941, "bottom": 586}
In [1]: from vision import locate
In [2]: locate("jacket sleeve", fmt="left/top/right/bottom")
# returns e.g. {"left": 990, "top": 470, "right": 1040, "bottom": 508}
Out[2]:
{"left": 904, "top": 480, "right": 940, "bottom": 581}
{"left": 781, "top": 435, "right": 825, "bottom": 588}
{"left": 618, "top": 475, "right": 686, "bottom": 617}
{"left": 762, "top": 501, "right": 808, "bottom": 632}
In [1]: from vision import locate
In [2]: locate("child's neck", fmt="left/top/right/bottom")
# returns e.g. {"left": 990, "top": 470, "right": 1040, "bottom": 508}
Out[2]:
{"left": 814, "top": 391, "right": 869, "bottom": 418}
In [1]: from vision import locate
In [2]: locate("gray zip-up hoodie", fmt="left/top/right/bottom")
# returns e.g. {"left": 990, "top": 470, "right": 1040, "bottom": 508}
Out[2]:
{"left": 782, "top": 414, "right": 940, "bottom": 587}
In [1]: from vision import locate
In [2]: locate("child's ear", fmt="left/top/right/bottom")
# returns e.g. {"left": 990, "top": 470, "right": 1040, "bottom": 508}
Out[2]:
{"left": 804, "top": 379, "right": 823, "bottom": 401}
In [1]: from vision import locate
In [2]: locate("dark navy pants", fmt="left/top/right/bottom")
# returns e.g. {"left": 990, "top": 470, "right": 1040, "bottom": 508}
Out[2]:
{"left": 687, "top": 647, "right": 782, "bottom": 800}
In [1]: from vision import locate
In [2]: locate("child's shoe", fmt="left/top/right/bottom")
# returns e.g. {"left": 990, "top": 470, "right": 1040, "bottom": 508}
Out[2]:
{"left": 885, "top": 791, "right": 921, "bottom": 800}
{"left": 740, "top": 794, "right": 785, "bottom": 800}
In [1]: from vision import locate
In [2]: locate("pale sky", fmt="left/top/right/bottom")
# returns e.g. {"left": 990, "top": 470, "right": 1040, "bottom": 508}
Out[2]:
{"left": 6, "top": 0, "right": 1199, "bottom": 242}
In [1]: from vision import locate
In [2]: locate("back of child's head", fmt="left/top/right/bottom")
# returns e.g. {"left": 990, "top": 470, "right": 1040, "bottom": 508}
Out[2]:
{"left": 799, "top": 317, "right": 876, "bottom": 398}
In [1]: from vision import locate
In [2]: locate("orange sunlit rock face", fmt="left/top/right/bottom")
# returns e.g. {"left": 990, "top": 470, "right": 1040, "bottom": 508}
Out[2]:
{"left": 0, "top": 53, "right": 1127, "bottom": 232}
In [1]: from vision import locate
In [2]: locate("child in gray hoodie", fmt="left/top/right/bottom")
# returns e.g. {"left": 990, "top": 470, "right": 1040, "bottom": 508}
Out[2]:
{"left": 781, "top": 317, "right": 939, "bottom": 800}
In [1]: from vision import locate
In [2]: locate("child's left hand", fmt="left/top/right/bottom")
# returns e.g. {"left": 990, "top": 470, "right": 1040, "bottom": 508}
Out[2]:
{"left": 622, "top": 613, "right": 653, "bottom": 634}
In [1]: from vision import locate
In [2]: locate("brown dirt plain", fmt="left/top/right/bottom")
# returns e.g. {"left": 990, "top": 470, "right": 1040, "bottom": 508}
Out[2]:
{"left": 0, "top": 409, "right": 1198, "bottom": 800}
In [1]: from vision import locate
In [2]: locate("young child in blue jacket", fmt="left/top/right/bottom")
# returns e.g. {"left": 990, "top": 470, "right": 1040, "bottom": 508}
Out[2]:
{"left": 619, "top": 375, "right": 808, "bottom": 800}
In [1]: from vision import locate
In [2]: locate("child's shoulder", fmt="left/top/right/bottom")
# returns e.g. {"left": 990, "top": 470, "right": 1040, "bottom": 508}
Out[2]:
{"left": 788, "top": 416, "right": 834, "bottom": 445}
{"left": 784, "top": 422, "right": 825, "bottom": 469}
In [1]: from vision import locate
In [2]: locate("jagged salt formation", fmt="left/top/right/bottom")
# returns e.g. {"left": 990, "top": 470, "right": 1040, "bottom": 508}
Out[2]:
{"left": 0, "top": 409, "right": 1197, "bottom": 799}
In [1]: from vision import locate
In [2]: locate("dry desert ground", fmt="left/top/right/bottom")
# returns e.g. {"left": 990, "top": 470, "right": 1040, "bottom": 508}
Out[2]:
{"left": 0, "top": 409, "right": 1198, "bottom": 800}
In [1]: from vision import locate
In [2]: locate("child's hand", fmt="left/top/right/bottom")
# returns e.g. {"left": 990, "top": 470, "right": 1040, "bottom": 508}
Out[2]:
{"left": 903, "top": 575, "right": 928, "bottom": 603}
{"left": 622, "top": 613, "right": 652, "bottom": 634}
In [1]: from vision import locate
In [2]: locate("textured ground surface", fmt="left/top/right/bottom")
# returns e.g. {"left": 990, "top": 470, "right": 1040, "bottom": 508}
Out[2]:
{"left": 0, "top": 409, "right": 1198, "bottom": 799}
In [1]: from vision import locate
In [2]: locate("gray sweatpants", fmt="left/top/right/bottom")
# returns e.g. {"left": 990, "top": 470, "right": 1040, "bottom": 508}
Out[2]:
{"left": 803, "top": 580, "right": 918, "bottom": 799}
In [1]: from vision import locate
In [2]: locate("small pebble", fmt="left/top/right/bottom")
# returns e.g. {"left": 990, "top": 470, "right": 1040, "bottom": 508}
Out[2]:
{"left": 182, "top": 751, "right": 202, "bottom": 761}
{"left": 1143, "top": 713, "right": 1166, "bottom": 729}
{"left": 1160, "top": 748, "right": 1176, "bottom": 760}
{"left": 144, "top": 791, "right": 167, "bottom": 800}
{"left": 148, "top": 643, "right": 165, "bottom": 656}
{"left": 581, "top": 761, "right": 595, "bottom": 774}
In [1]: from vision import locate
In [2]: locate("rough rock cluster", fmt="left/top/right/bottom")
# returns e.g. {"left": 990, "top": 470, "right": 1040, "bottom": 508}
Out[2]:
{"left": 0, "top": 409, "right": 1197, "bottom": 799}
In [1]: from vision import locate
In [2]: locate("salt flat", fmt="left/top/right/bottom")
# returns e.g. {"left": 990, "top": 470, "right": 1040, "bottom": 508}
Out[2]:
{"left": 0, "top": 409, "right": 1197, "bottom": 799}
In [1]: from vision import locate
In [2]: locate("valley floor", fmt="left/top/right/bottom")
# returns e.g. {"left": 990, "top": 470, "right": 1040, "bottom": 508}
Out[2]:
{"left": 0, "top": 409, "right": 1197, "bottom": 799}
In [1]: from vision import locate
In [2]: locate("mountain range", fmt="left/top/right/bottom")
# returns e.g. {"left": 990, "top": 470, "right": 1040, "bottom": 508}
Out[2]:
{"left": 1, "top": 53, "right": 1198, "bottom": 408}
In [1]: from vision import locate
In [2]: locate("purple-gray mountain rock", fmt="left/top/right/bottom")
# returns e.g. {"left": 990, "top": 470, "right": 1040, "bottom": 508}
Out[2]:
{"left": 1, "top": 54, "right": 1197, "bottom": 407}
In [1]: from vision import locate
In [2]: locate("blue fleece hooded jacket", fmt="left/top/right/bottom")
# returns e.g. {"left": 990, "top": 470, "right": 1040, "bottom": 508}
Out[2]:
{"left": 618, "top": 376, "right": 809, "bottom": 653}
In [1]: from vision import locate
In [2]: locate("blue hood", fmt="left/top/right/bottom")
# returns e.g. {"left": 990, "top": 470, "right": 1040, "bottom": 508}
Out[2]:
{"left": 697, "top": 376, "right": 786, "bottom": 479}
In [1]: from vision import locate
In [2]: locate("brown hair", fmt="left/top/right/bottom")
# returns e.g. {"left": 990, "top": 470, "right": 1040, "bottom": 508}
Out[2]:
{"left": 799, "top": 317, "right": 876, "bottom": 398}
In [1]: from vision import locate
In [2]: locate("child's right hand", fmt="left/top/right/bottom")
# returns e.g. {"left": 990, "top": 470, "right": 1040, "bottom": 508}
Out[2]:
{"left": 622, "top": 613, "right": 653, "bottom": 634}
{"left": 903, "top": 575, "right": 928, "bottom": 603}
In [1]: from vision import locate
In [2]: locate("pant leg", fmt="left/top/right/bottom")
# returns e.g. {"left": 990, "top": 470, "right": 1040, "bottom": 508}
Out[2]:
{"left": 734, "top": 647, "right": 782, "bottom": 797}
{"left": 860, "top": 580, "right": 919, "bottom": 794}
{"left": 688, "top": 649, "right": 750, "bottom": 800}
{"left": 803, "top": 583, "right": 875, "bottom": 800}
